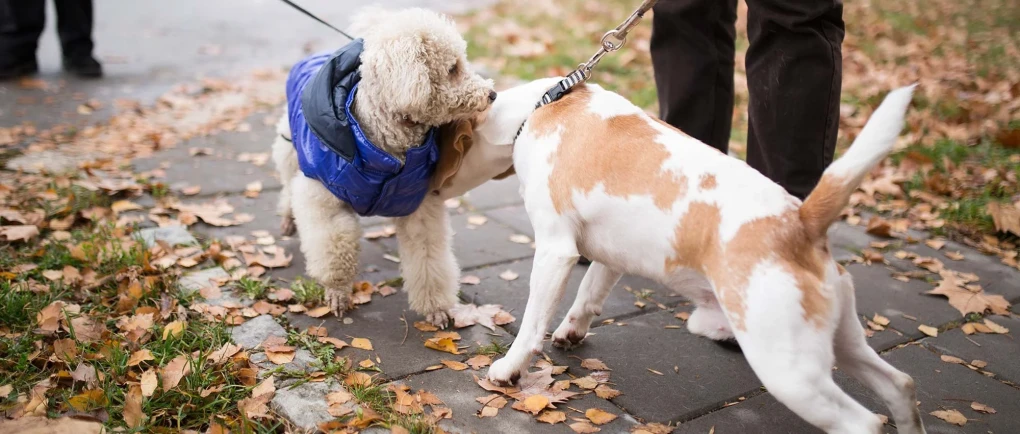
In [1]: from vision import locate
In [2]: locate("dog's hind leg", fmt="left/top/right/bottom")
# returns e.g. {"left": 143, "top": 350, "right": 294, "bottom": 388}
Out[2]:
{"left": 271, "top": 112, "right": 298, "bottom": 236}
{"left": 290, "top": 176, "right": 361, "bottom": 317}
{"left": 730, "top": 266, "right": 882, "bottom": 434}
{"left": 551, "top": 262, "right": 621, "bottom": 349}
{"left": 833, "top": 269, "right": 926, "bottom": 434}
{"left": 394, "top": 194, "right": 460, "bottom": 328}
{"left": 488, "top": 216, "right": 579, "bottom": 385}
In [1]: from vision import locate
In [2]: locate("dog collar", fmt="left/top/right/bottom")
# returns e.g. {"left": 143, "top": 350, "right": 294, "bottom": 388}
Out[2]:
{"left": 511, "top": 69, "right": 588, "bottom": 145}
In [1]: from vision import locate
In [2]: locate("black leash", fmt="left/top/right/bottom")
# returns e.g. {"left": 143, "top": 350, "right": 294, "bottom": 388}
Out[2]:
{"left": 278, "top": 0, "right": 356, "bottom": 40}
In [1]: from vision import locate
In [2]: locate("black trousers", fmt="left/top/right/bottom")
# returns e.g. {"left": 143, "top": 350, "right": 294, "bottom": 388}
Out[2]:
{"left": 0, "top": 0, "right": 94, "bottom": 64}
{"left": 650, "top": 0, "right": 844, "bottom": 199}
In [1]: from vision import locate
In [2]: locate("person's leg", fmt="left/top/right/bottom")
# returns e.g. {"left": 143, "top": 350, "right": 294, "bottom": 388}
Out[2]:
{"left": 744, "top": 0, "right": 844, "bottom": 199}
{"left": 650, "top": 0, "right": 738, "bottom": 153}
{"left": 0, "top": 0, "right": 44, "bottom": 78}
{"left": 54, "top": 0, "right": 100, "bottom": 77}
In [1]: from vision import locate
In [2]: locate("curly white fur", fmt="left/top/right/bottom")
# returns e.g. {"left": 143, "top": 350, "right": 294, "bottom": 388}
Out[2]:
{"left": 271, "top": 7, "right": 494, "bottom": 324}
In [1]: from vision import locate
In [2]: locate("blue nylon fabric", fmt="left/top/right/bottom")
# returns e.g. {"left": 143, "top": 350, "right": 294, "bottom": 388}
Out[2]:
{"left": 285, "top": 43, "right": 439, "bottom": 217}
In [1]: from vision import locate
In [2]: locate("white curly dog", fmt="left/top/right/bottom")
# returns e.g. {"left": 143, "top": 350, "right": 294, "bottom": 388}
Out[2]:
{"left": 271, "top": 7, "right": 495, "bottom": 326}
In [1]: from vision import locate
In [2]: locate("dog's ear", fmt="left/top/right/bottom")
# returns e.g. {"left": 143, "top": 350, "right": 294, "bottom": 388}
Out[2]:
{"left": 373, "top": 35, "right": 432, "bottom": 113}
{"left": 432, "top": 119, "right": 473, "bottom": 191}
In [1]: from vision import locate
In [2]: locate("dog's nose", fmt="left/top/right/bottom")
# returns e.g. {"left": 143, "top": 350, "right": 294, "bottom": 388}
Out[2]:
{"left": 488, "top": 90, "right": 497, "bottom": 102}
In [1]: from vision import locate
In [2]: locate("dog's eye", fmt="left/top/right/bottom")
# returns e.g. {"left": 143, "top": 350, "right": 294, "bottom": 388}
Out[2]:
{"left": 448, "top": 62, "right": 459, "bottom": 76}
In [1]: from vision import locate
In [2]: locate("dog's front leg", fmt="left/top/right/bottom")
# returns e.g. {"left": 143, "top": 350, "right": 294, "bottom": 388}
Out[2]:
{"left": 394, "top": 194, "right": 460, "bottom": 328}
{"left": 488, "top": 228, "right": 578, "bottom": 385}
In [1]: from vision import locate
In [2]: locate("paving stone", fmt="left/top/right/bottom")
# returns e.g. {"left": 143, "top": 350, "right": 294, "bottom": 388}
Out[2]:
{"left": 463, "top": 258, "right": 679, "bottom": 335}
{"left": 4, "top": 150, "right": 102, "bottom": 174}
{"left": 376, "top": 212, "right": 536, "bottom": 269}
{"left": 288, "top": 290, "right": 511, "bottom": 380}
{"left": 137, "top": 225, "right": 197, "bottom": 248}
{"left": 460, "top": 176, "right": 523, "bottom": 211}
{"left": 231, "top": 314, "right": 287, "bottom": 349}
{"left": 134, "top": 154, "right": 281, "bottom": 197}
{"left": 397, "top": 365, "right": 638, "bottom": 434}
{"left": 843, "top": 263, "right": 963, "bottom": 351}
{"left": 923, "top": 314, "right": 1020, "bottom": 384}
{"left": 674, "top": 344, "right": 1020, "bottom": 434}
{"left": 484, "top": 205, "right": 534, "bottom": 236}
{"left": 271, "top": 380, "right": 344, "bottom": 431}
{"left": 541, "top": 309, "right": 761, "bottom": 424}
{"left": 178, "top": 266, "right": 231, "bottom": 293}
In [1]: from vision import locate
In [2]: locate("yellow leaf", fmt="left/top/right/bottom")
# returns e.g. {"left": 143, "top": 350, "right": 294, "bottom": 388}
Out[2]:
{"left": 512, "top": 395, "right": 549, "bottom": 415}
{"left": 351, "top": 338, "right": 374, "bottom": 351}
{"left": 594, "top": 384, "right": 621, "bottom": 399}
{"left": 569, "top": 421, "right": 601, "bottom": 433}
{"left": 971, "top": 401, "right": 996, "bottom": 414}
{"left": 359, "top": 359, "right": 376, "bottom": 368}
{"left": 265, "top": 347, "right": 296, "bottom": 365}
{"left": 68, "top": 389, "right": 107, "bottom": 411}
{"left": 918, "top": 324, "right": 938, "bottom": 337}
{"left": 305, "top": 306, "right": 331, "bottom": 318}
{"left": 413, "top": 321, "right": 439, "bottom": 332}
{"left": 585, "top": 408, "right": 618, "bottom": 425}
{"left": 940, "top": 355, "right": 965, "bottom": 364}
{"left": 424, "top": 337, "right": 460, "bottom": 354}
{"left": 872, "top": 314, "right": 891, "bottom": 327}
{"left": 111, "top": 200, "right": 143, "bottom": 215}
{"left": 441, "top": 360, "right": 468, "bottom": 371}
{"left": 124, "top": 384, "right": 144, "bottom": 428}
{"left": 162, "top": 320, "right": 186, "bottom": 340}
{"left": 344, "top": 372, "right": 373, "bottom": 387}
{"left": 537, "top": 410, "right": 567, "bottom": 424}
{"left": 317, "top": 336, "right": 348, "bottom": 350}
{"left": 127, "top": 349, "right": 154, "bottom": 367}
{"left": 983, "top": 319, "right": 1009, "bottom": 334}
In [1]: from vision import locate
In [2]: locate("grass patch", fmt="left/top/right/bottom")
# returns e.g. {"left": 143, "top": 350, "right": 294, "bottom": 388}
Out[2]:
{"left": 236, "top": 276, "right": 269, "bottom": 300}
{"left": 474, "top": 340, "right": 509, "bottom": 356}
{"left": 290, "top": 278, "right": 325, "bottom": 305}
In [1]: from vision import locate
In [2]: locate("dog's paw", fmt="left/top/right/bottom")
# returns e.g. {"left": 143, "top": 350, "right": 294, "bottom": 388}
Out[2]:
{"left": 280, "top": 216, "right": 296, "bottom": 236}
{"left": 425, "top": 310, "right": 451, "bottom": 329}
{"left": 687, "top": 307, "right": 734, "bottom": 341}
{"left": 551, "top": 325, "right": 588, "bottom": 350}
{"left": 486, "top": 358, "right": 522, "bottom": 386}
{"left": 325, "top": 289, "right": 351, "bottom": 318}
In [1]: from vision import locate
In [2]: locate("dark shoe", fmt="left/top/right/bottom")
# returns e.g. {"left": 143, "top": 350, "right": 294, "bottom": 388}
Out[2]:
{"left": 63, "top": 54, "right": 102, "bottom": 78}
{"left": 0, "top": 58, "right": 39, "bottom": 80}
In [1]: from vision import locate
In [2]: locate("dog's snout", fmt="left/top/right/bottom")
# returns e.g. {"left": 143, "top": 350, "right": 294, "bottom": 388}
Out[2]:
{"left": 488, "top": 90, "right": 497, "bottom": 102}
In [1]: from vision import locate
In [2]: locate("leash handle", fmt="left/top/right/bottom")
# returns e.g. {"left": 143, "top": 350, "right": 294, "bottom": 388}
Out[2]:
{"left": 279, "top": 0, "right": 356, "bottom": 40}
{"left": 577, "top": 0, "right": 658, "bottom": 79}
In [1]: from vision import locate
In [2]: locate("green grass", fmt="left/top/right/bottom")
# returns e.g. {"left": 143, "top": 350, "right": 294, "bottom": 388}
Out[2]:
{"left": 236, "top": 276, "right": 269, "bottom": 300}
{"left": 474, "top": 340, "right": 509, "bottom": 356}
{"left": 290, "top": 278, "right": 325, "bottom": 305}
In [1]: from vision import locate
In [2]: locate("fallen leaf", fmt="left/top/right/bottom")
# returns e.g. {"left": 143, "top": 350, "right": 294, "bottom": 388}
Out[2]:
{"left": 971, "top": 402, "right": 996, "bottom": 414}
{"left": 940, "top": 355, "right": 965, "bottom": 364}
{"left": 124, "top": 384, "right": 144, "bottom": 428}
{"left": 141, "top": 369, "right": 158, "bottom": 397}
{"left": 460, "top": 275, "right": 481, "bottom": 285}
{"left": 945, "top": 251, "right": 965, "bottom": 261}
{"left": 162, "top": 320, "right": 186, "bottom": 340}
{"left": 71, "top": 363, "right": 97, "bottom": 385}
{"left": 585, "top": 408, "right": 618, "bottom": 425}
{"left": 500, "top": 269, "right": 519, "bottom": 281}
{"left": 265, "top": 345, "right": 296, "bottom": 365}
{"left": 127, "top": 349, "right": 155, "bottom": 367}
{"left": 872, "top": 314, "right": 891, "bottom": 327}
{"left": 359, "top": 359, "right": 376, "bottom": 368}
{"left": 305, "top": 306, "right": 331, "bottom": 318}
{"left": 0, "top": 224, "right": 39, "bottom": 242}
{"left": 930, "top": 409, "right": 967, "bottom": 426}
{"left": 53, "top": 338, "right": 77, "bottom": 362}
{"left": 866, "top": 217, "right": 894, "bottom": 237}
{"left": 181, "top": 185, "right": 202, "bottom": 195}
{"left": 68, "top": 389, "right": 107, "bottom": 411}
{"left": 971, "top": 359, "right": 988, "bottom": 368}
{"left": 466, "top": 354, "right": 492, "bottom": 370}
{"left": 449, "top": 303, "right": 514, "bottom": 331}
{"left": 467, "top": 215, "right": 488, "bottom": 226}
{"left": 344, "top": 372, "right": 373, "bottom": 387}
{"left": 364, "top": 225, "right": 396, "bottom": 239}
{"left": 509, "top": 234, "right": 532, "bottom": 244}
{"left": 569, "top": 421, "right": 601, "bottom": 433}
{"left": 580, "top": 358, "right": 611, "bottom": 371}
{"left": 983, "top": 318, "right": 1009, "bottom": 334}
{"left": 925, "top": 239, "right": 947, "bottom": 250}
{"left": 414, "top": 321, "right": 439, "bottom": 332}
{"left": 512, "top": 394, "right": 550, "bottom": 415}
{"left": 537, "top": 410, "right": 567, "bottom": 424}
{"left": 918, "top": 325, "right": 938, "bottom": 337}
{"left": 442, "top": 360, "right": 469, "bottom": 371}
{"left": 925, "top": 272, "right": 1010, "bottom": 316}
{"left": 162, "top": 355, "right": 191, "bottom": 391}
{"left": 350, "top": 338, "right": 373, "bottom": 351}
{"left": 242, "top": 248, "right": 293, "bottom": 268}
{"left": 425, "top": 337, "right": 460, "bottom": 354}
{"left": 987, "top": 202, "right": 1020, "bottom": 237}
{"left": 594, "top": 384, "right": 621, "bottom": 399}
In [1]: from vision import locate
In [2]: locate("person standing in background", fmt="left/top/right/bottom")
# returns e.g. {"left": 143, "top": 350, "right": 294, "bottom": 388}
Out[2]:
{"left": 650, "top": 0, "right": 844, "bottom": 200}
{"left": 0, "top": 0, "right": 102, "bottom": 79}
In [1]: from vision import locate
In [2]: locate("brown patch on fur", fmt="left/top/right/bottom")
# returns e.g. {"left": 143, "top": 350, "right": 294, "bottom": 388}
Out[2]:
{"left": 532, "top": 86, "right": 687, "bottom": 214}
{"left": 665, "top": 206, "right": 833, "bottom": 331}
{"left": 799, "top": 174, "right": 852, "bottom": 240}
{"left": 699, "top": 174, "right": 717, "bottom": 190}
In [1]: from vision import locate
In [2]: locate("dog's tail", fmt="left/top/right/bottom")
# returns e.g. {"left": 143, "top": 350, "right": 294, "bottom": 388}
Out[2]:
{"left": 799, "top": 84, "right": 915, "bottom": 240}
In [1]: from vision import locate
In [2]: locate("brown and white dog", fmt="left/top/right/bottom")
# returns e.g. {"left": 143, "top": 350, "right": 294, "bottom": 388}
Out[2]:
{"left": 435, "top": 78, "right": 922, "bottom": 434}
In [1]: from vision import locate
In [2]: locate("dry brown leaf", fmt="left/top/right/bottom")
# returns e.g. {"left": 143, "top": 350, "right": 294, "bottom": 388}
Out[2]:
{"left": 580, "top": 358, "right": 611, "bottom": 371}
{"left": 478, "top": 405, "right": 499, "bottom": 418}
{"left": 127, "top": 349, "right": 154, "bottom": 367}
{"left": 585, "top": 408, "right": 618, "bottom": 425}
{"left": 918, "top": 325, "right": 938, "bottom": 337}
{"left": 971, "top": 402, "right": 996, "bottom": 414}
{"left": 162, "top": 320, "right": 186, "bottom": 340}
{"left": 141, "top": 369, "right": 158, "bottom": 397}
{"left": 572, "top": 376, "right": 599, "bottom": 390}
{"left": 441, "top": 360, "right": 469, "bottom": 371}
{"left": 0, "top": 224, "right": 40, "bottom": 242}
{"left": 449, "top": 303, "right": 514, "bottom": 330}
{"left": 925, "top": 239, "right": 947, "bottom": 250}
{"left": 317, "top": 336, "right": 348, "bottom": 350}
{"left": 594, "top": 384, "right": 622, "bottom": 400}
{"left": 940, "top": 355, "right": 965, "bottom": 364}
{"left": 866, "top": 217, "right": 894, "bottom": 238}
{"left": 537, "top": 410, "right": 567, "bottom": 424}
{"left": 124, "top": 384, "right": 144, "bottom": 428}
{"left": 161, "top": 355, "right": 191, "bottom": 391}
{"left": 414, "top": 321, "right": 439, "bottom": 332}
{"left": 499, "top": 269, "right": 519, "bottom": 281}
{"left": 512, "top": 394, "right": 550, "bottom": 415}
{"left": 425, "top": 337, "right": 460, "bottom": 354}
{"left": 305, "top": 306, "right": 331, "bottom": 318}
{"left": 971, "top": 359, "right": 988, "bottom": 368}
{"left": 987, "top": 202, "right": 1020, "bottom": 237}
{"left": 265, "top": 346, "right": 296, "bottom": 365}
{"left": 569, "top": 421, "right": 601, "bottom": 433}
{"left": 467, "top": 215, "right": 488, "bottom": 226}
{"left": 926, "top": 273, "right": 1010, "bottom": 316}
{"left": 476, "top": 394, "right": 508, "bottom": 409}
{"left": 983, "top": 318, "right": 1009, "bottom": 334}
{"left": 872, "top": 313, "right": 891, "bottom": 327}
{"left": 945, "top": 251, "right": 965, "bottom": 261}
{"left": 675, "top": 311, "right": 691, "bottom": 321}
{"left": 242, "top": 248, "right": 293, "bottom": 268}
{"left": 460, "top": 275, "right": 482, "bottom": 285}
{"left": 930, "top": 409, "right": 967, "bottom": 426}
{"left": 53, "top": 338, "right": 77, "bottom": 362}
{"left": 350, "top": 338, "right": 373, "bottom": 351}
{"left": 509, "top": 234, "right": 532, "bottom": 244}
{"left": 344, "top": 372, "right": 373, "bottom": 387}
{"left": 68, "top": 389, "right": 107, "bottom": 411}
{"left": 466, "top": 354, "right": 492, "bottom": 370}
{"left": 364, "top": 225, "right": 396, "bottom": 239}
